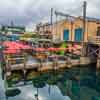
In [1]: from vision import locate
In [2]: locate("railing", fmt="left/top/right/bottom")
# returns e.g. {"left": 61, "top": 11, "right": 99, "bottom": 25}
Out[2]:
{"left": 88, "top": 36, "right": 100, "bottom": 45}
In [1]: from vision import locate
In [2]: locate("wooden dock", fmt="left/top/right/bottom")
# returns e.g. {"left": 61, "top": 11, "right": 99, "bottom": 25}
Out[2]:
{"left": 3, "top": 53, "right": 84, "bottom": 77}
{"left": 3, "top": 36, "right": 100, "bottom": 77}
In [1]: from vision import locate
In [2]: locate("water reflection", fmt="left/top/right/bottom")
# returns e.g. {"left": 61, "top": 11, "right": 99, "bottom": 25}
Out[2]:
{"left": 5, "top": 88, "right": 21, "bottom": 100}
{"left": 1, "top": 65, "right": 100, "bottom": 100}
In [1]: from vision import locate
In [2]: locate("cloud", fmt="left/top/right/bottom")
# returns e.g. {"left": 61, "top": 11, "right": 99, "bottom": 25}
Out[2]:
{"left": 0, "top": 0, "right": 100, "bottom": 27}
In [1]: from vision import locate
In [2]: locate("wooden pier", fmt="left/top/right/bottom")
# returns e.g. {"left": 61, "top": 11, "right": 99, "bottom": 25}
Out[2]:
{"left": 2, "top": 36, "right": 100, "bottom": 79}
{"left": 3, "top": 53, "right": 83, "bottom": 77}
{"left": 88, "top": 36, "right": 100, "bottom": 69}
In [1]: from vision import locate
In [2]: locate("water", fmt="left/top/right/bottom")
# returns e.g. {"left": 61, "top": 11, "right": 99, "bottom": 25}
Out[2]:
{"left": 0, "top": 64, "right": 100, "bottom": 100}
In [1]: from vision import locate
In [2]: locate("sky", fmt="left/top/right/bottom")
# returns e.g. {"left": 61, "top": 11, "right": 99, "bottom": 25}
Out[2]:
{"left": 0, "top": 0, "right": 100, "bottom": 28}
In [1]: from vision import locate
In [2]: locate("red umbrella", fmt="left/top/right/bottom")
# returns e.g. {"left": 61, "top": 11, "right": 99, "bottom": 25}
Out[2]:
{"left": 3, "top": 49, "right": 20, "bottom": 54}
{"left": 3, "top": 41, "right": 11, "bottom": 46}
{"left": 15, "top": 42, "right": 32, "bottom": 50}
{"left": 3, "top": 41, "right": 22, "bottom": 54}
{"left": 11, "top": 42, "right": 32, "bottom": 50}
{"left": 12, "top": 42, "right": 23, "bottom": 49}
{"left": 47, "top": 47, "right": 57, "bottom": 51}
{"left": 3, "top": 41, "right": 20, "bottom": 49}
{"left": 22, "top": 45, "right": 32, "bottom": 50}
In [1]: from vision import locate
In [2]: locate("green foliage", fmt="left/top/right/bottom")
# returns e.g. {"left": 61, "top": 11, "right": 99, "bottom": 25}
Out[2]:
{"left": 56, "top": 42, "right": 67, "bottom": 55}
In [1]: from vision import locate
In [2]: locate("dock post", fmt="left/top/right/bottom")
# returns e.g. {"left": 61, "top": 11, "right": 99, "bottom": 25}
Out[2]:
{"left": 6, "top": 60, "right": 11, "bottom": 78}
{"left": 67, "top": 57, "right": 72, "bottom": 68}
{"left": 52, "top": 56, "right": 58, "bottom": 71}
{"left": 23, "top": 53, "right": 27, "bottom": 83}
{"left": 80, "top": 44, "right": 91, "bottom": 65}
{"left": 96, "top": 47, "right": 100, "bottom": 69}
{"left": 79, "top": 1, "right": 90, "bottom": 66}
{"left": 80, "top": 56, "right": 90, "bottom": 65}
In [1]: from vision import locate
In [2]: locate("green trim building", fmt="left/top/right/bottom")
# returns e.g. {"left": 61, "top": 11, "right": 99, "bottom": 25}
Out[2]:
{"left": 1, "top": 26, "right": 25, "bottom": 33}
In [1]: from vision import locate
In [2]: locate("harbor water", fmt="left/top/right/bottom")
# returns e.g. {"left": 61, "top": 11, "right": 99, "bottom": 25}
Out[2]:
{"left": 0, "top": 64, "right": 100, "bottom": 100}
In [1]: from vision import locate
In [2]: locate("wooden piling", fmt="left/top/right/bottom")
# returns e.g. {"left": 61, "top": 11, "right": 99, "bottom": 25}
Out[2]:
{"left": 96, "top": 47, "right": 100, "bottom": 69}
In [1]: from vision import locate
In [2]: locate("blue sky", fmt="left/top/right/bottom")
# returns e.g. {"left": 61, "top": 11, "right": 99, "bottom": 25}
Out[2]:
{"left": 0, "top": 0, "right": 99, "bottom": 27}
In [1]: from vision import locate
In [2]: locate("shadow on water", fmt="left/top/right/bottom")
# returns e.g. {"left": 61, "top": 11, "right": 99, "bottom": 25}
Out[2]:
{"left": 5, "top": 88, "right": 21, "bottom": 100}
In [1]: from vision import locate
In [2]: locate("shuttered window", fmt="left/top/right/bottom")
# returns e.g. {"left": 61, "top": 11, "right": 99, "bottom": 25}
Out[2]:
{"left": 63, "top": 29, "right": 69, "bottom": 41}
{"left": 75, "top": 28, "right": 83, "bottom": 42}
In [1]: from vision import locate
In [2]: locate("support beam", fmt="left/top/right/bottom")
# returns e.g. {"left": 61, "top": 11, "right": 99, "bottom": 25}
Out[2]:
{"left": 81, "top": 1, "right": 87, "bottom": 57}
{"left": 88, "top": 46, "right": 100, "bottom": 56}
{"left": 80, "top": 56, "right": 91, "bottom": 65}
{"left": 96, "top": 46, "right": 100, "bottom": 69}
{"left": 80, "top": 1, "right": 88, "bottom": 65}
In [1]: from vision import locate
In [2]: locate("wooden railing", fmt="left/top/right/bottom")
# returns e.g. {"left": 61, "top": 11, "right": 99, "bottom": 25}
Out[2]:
{"left": 88, "top": 36, "right": 100, "bottom": 45}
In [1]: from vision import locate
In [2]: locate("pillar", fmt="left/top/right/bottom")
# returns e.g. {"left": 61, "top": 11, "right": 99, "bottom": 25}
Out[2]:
{"left": 80, "top": 43, "right": 91, "bottom": 65}
{"left": 96, "top": 48, "right": 100, "bottom": 69}
{"left": 23, "top": 53, "right": 27, "bottom": 83}
{"left": 6, "top": 60, "right": 11, "bottom": 77}
{"left": 67, "top": 57, "right": 72, "bottom": 68}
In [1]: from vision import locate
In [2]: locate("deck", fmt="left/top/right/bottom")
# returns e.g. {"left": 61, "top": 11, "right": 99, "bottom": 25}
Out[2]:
{"left": 7, "top": 60, "right": 80, "bottom": 71}
{"left": 4, "top": 55, "right": 81, "bottom": 73}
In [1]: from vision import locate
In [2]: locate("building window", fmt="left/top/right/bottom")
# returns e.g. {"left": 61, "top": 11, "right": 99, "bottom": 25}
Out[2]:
{"left": 63, "top": 29, "right": 69, "bottom": 41}
{"left": 74, "top": 28, "right": 83, "bottom": 42}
